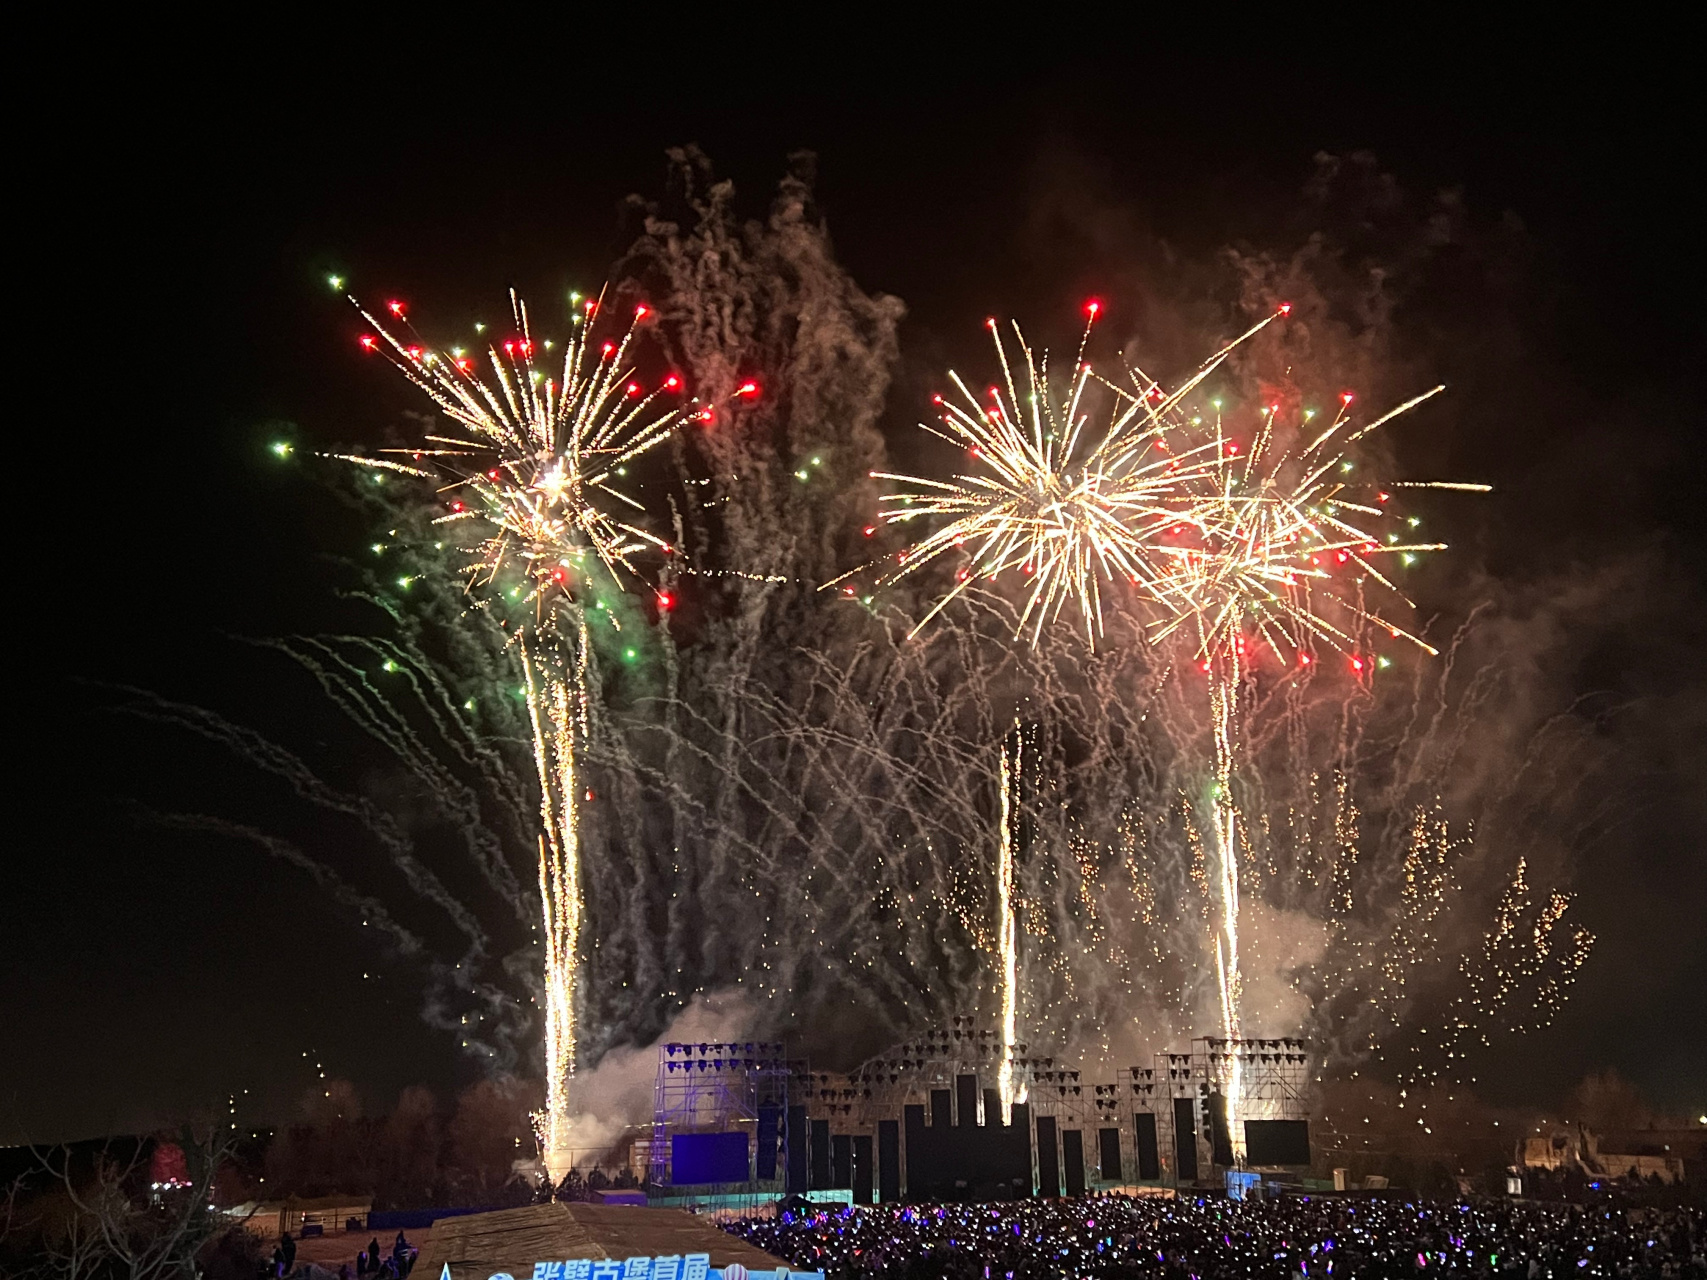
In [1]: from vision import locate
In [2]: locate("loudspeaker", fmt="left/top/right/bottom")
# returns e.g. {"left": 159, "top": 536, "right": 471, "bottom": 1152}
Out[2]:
{"left": 1172, "top": 1097, "right": 1199, "bottom": 1182}
{"left": 931, "top": 1089, "right": 952, "bottom": 1129}
{"left": 785, "top": 1105, "right": 807, "bottom": 1193}
{"left": 810, "top": 1118, "right": 831, "bottom": 1188}
{"left": 1062, "top": 1130, "right": 1086, "bottom": 1195}
{"left": 1134, "top": 1112, "right": 1160, "bottom": 1181}
{"left": 831, "top": 1133, "right": 852, "bottom": 1189}
{"left": 1036, "top": 1115, "right": 1060, "bottom": 1197}
{"left": 956, "top": 1075, "right": 978, "bottom": 1128}
{"left": 756, "top": 1106, "right": 779, "bottom": 1181}
{"left": 878, "top": 1119, "right": 901, "bottom": 1202}
{"left": 1098, "top": 1127, "right": 1121, "bottom": 1182}
{"left": 852, "top": 1134, "right": 874, "bottom": 1204}
{"left": 1208, "top": 1091, "right": 1234, "bottom": 1167}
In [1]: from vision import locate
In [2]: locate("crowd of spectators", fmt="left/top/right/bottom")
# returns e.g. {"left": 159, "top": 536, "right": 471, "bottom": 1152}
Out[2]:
{"left": 725, "top": 1193, "right": 1706, "bottom": 1278}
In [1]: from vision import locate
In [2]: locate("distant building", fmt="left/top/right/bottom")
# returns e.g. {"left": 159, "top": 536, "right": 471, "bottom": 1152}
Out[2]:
{"left": 1519, "top": 1124, "right": 1706, "bottom": 1184}
{"left": 230, "top": 1194, "right": 374, "bottom": 1239}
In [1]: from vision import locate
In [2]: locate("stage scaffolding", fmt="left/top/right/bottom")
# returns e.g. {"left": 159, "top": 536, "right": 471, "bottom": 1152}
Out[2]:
{"left": 828, "top": 1016, "right": 1052, "bottom": 1126}
{"left": 649, "top": 1040, "right": 802, "bottom": 1196}
{"left": 648, "top": 1024, "right": 1313, "bottom": 1200}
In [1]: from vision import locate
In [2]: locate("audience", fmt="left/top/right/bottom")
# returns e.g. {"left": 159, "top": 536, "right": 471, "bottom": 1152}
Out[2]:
{"left": 726, "top": 1193, "right": 1706, "bottom": 1278}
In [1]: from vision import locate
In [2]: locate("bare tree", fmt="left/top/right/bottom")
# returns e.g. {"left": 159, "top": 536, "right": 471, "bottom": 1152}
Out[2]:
{"left": 26, "top": 1123, "right": 241, "bottom": 1280}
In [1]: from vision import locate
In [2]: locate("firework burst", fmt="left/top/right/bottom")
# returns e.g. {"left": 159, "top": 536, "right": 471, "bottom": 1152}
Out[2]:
{"left": 1152, "top": 383, "right": 1486, "bottom": 663}
{"left": 338, "top": 286, "right": 688, "bottom": 1184}
{"left": 870, "top": 306, "right": 1253, "bottom": 645}
{"left": 1144, "top": 342, "right": 1490, "bottom": 1146}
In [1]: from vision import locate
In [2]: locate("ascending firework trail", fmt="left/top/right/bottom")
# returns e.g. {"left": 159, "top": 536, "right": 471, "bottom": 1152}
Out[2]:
{"left": 337, "top": 285, "right": 703, "bottom": 1184}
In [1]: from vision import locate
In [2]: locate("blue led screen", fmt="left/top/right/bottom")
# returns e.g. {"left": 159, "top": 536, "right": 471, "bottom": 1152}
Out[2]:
{"left": 671, "top": 1131, "right": 750, "bottom": 1184}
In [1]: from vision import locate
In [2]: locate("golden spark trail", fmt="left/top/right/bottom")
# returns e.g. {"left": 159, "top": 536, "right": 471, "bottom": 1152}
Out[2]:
{"left": 997, "top": 732, "right": 1021, "bottom": 1113}
{"left": 522, "top": 639, "right": 585, "bottom": 1178}
{"left": 1208, "top": 648, "right": 1244, "bottom": 1154}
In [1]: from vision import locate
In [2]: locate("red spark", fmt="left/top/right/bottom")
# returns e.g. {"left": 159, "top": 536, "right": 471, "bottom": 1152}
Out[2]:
{"left": 736, "top": 381, "right": 759, "bottom": 397}
{"left": 634, "top": 303, "right": 649, "bottom": 319}
{"left": 664, "top": 375, "right": 680, "bottom": 390}
{"left": 1278, "top": 302, "right": 1292, "bottom": 315}
{"left": 359, "top": 335, "right": 377, "bottom": 350}
{"left": 656, "top": 591, "right": 673, "bottom": 611}
{"left": 387, "top": 301, "right": 405, "bottom": 317}
{"left": 863, "top": 525, "right": 876, "bottom": 537}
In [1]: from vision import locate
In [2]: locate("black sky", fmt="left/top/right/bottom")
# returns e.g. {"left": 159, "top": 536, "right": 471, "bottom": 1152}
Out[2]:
{"left": 9, "top": 29, "right": 1704, "bottom": 1143}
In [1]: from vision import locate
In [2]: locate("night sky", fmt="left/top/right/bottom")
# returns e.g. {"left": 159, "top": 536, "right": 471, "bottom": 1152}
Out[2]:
{"left": 10, "top": 30, "right": 1703, "bottom": 1144}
